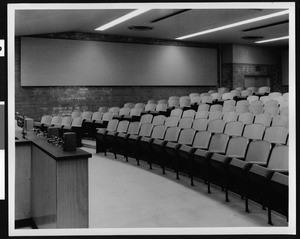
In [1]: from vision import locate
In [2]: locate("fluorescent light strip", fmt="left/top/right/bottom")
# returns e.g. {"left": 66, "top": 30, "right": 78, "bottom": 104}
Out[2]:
{"left": 255, "top": 36, "right": 289, "bottom": 43}
{"left": 176, "top": 9, "right": 289, "bottom": 40}
{"left": 95, "top": 9, "right": 150, "bottom": 31}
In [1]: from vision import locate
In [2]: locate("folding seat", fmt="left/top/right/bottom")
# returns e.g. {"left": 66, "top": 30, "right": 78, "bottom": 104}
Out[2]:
{"left": 93, "top": 111, "right": 114, "bottom": 129}
{"left": 274, "top": 96, "right": 286, "bottom": 105}
{"left": 62, "top": 116, "right": 83, "bottom": 146}
{"left": 134, "top": 103, "right": 146, "bottom": 110}
{"left": 179, "top": 96, "right": 191, "bottom": 109}
{"left": 109, "top": 107, "right": 120, "bottom": 116}
{"left": 241, "top": 90, "right": 252, "bottom": 97}
{"left": 264, "top": 100, "right": 279, "bottom": 108}
{"left": 147, "top": 99, "right": 156, "bottom": 104}
{"left": 249, "top": 105, "right": 264, "bottom": 116}
{"left": 230, "top": 90, "right": 241, "bottom": 97}
{"left": 192, "top": 118, "right": 208, "bottom": 131}
{"left": 34, "top": 115, "right": 52, "bottom": 132}
{"left": 208, "top": 111, "right": 223, "bottom": 121}
{"left": 207, "top": 90, "right": 217, "bottom": 95}
{"left": 221, "top": 92, "right": 234, "bottom": 100}
{"left": 218, "top": 87, "right": 230, "bottom": 94}
{"left": 182, "top": 109, "right": 196, "bottom": 119}
{"left": 104, "top": 120, "right": 130, "bottom": 158}
{"left": 113, "top": 107, "right": 131, "bottom": 120}
{"left": 222, "top": 104, "right": 235, "bottom": 113}
{"left": 223, "top": 111, "right": 238, "bottom": 123}
{"left": 207, "top": 119, "right": 226, "bottom": 134}
{"left": 43, "top": 115, "right": 62, "bottom": 132}
{"left": 280, "top": 101, "right": 289, "bottom": 109}
{"left": 142, "top": 103, "right": 157, "bottom": 114}
{"left": 201, "top": 95, "right": 213, "bottom": 104}
{"left": 78, "top": 111, "right": 92, "bottom": 137}
{"left": 223, "top": 99, "right": 236, "bottom": 107}
{"left": 258, "top": 86, "right": 271, "bottom": 94}
{"left": 235, "top": 105, "right": 249, "bottom": 114}
{"left": 268, "top": 92, "right": 282, "bottom": 100}
{"left": 272, "top": 114, "right": 288, "bottom": 128}
{"left": 224, "top": 121, "right": 244, "bottom": 137}
{"left": 263, "top": 126, "right": 288, "bottom": 145}
{"left": 243, "top": 123, "right": 266, "bottom": 141}
{"left": 254, "top": 113, "right": 272, "bottom": 127}
{"left": 124, "top": 102, "right": 135, "bottom": 109}
{"left": 170, "top": 108, "right": 183, "bottom": 118}
{"left": 190, "top": 96, "right": 201, "bottom": 109}
{"left": 168, "top": 99, "right": 180, "bottom": 108}
{"left": 178, "top": 117, "right": 193, "bottom": 129}
{"left": 53, "top": 116, "right": 72, "bottom": 129}
{"left": 282, "top": 92, "right": 289, "bottom": 101}
{"left": 189, "top": 93, "right": 200, "bottom": 98}
{"left": 123, "top": 108, "right": 143, "bottom": 122}
{"left": 250, "top": 99, "right": 263, "bottom": 106}
{"left": 247, "top": 87, "right": 258, "bottom": 95}
{"left": 149, "top": 103, "right": 168, "bottom": 116}
{"left": 247, "top": 95, "right": 259, "bottom": 104}
{"left": 209, "top": 104, "right": 222, "bottom": 112}
{"left": 152, "top": 115, "right": 166, "bottom": 125}
{"left": 164, "top": 116, "right": 180, "bottom": 127}
{"left": 81, "top": 111, "right": 93, "bottom": 121}
{"left": 264, "top": 106, "right": 280, "bottom": 117}
{"left": 169, "top": 96, "right": 180, "bottom": 101}
{"left": 157, "top": 99, "right": 168, "bottom": 104}
{"left": 244, "top": 145, "right": 288, "bottom": 221}
{"left": 139, "top": 113, "right": 153, "bottom": 124}
{"left": 197, "top": 103, "right": 210, "bottom": 112}
{"left": 82, "top": 111, "right": 103, "bottom": 138}
{"left": 195, "top": 111, "right": 209, "bottom": 119}
{"left": 98, "top": 106, "right": 109, "bottom": 113}
{"left": 211, "top": 93, "right": 222, "bottom": 101}
{"left": 236, "top": 100, "right": 250, "bottom": 107}
{"left": 260, "top": 95, "right": 272, "bottom": 105}
{"left": 71, "top": 111, "right": 82, "bottom": 119}
{"left": 95, "top": 119, "right": 119, "bottom": 154}
{"left": 268, "top": 172, "right": 289, "bottom": 225}
{"left": 235, "top": 87, "right": 246, "bottom": 91}
{"left": 238, "top": 112, "right": 254, "bottom": 125}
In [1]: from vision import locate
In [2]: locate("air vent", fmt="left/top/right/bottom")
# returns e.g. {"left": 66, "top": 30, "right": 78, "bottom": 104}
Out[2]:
{"left": 128, "top": 26, "right": 153, "bottom": 31}
{"left": 241, "top": 36, "right": 264, "bottom": 40}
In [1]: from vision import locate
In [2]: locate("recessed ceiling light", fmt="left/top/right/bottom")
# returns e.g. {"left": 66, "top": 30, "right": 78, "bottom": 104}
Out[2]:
{"left": 255, "top": 36, "right": 289, "bottom": 44}
{"left": 95, "top": 9, "right": 151, "bottom": 31}
{"left": 241, "top": 36, "right": 264, "bottom": 40}
{"left": 128, "top": 26, "right": 153, "bottom": 31}
{"left": 176, "top": 9, "right": 289, "bottom": 40}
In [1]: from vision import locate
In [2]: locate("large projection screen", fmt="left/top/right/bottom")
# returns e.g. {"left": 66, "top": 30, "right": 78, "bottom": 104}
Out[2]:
{"left": 21, "top": 37, "right": 218, "bottom": 86}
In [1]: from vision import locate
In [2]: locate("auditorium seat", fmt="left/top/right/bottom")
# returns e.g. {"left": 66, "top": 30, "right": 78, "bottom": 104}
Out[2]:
{"left": 238, "top": 112, "right": 254, "bottom": 125}
{"left": 56, "top": 116, "right": 72, "bottom": 129}
{"left": 208, "top": 111, "right": 223, "bottom": 121}
{"left": 165, "top": 116, "right": 180, "bottom": 127}
{"left": 244, "top": 145, "right": 288, "bottom": 221}
{"left": 230, "top": 90, "right": 241, "bottom": 97}
{"left": 182, "top": 109, "right": 196, "bottom": 118}
{"left": 268, "top": 92, "right": 282, "bottom": 100}
{"left": 142, "top": 103, "right": 157, "bottom": 114}
{"left": 81, "top": 111, "right": 93, "bottom": 121}
{"left": 113, "top": 107, "right": 131, "bottom": 120}
{"left": 134, "top": 103, "right": 146, "bottom": 110}
{"left": 170, "top": 108, "right": 183, "bottom": 118}
{"left": 82, "top": 111, "right": 103, "bottom": 138}
{"left": 93, "top": 111, "right": 114, "bottom": 130}
{"left": 201, "top": 95, "right": 213, "bottom": 104}
{"left": 272, "top": 114, "right": 289, "bottom": 128}
{"left": 222, "top": 104, "right": 235, "bottom": 113}
{"left": 243, "top": 123, "right": 266, "bottom": 140}
{"left": 139, "top": 114, "right": 153, "bottom": 124}
{"left": 235, "top": 105, "right": 249, "bottom": 114}
{"left": 34, "top": 115, "right": 52, "bottom": 132}
{"left": 210, "top": 104, "right": 222, "bottom": 112}
{"left": 250, "top": 99, "right": 263, "bottom": 106}
{"left": 264, "top": 106, "right": 280, "bottom": 117}
{"left": 124, "top": 102, "right": 135, "bottom": 109}
{"left": 247, "top": 87, "right": 258, "bottom": 95}
{"left": 197, "top": 103, "right": 210, "bottom": 112}
{"left": 62, "top": 116, "right": 83, "bottom": 146}
{"left": 109, "top": 107, "right": 120, "bottom": 116}
{"left": 168, "top": 98, "right": 180, "bottom": 109}
{"left": 223, "top": 99, "right": 236, "bottom": 106}
{"left": 207, "top": 119, "right": 225, "bottom": 134}
{"left": 98, "top": 106, "right": 109, "bottom": 113}
{"left": 241, "top": 90, "right": 252, "bottom": 97}
{"left": 178, "top": 117, "right": 193, "bottom": 129}
{"left": 207, "top": 90, "right": 217, "bottom": 95}
{"left": 236, "top": 100, "right": 250, "bottom": 107}
{"left": 221, "top": 92, "right": 234, "bottom": 100}
{"left": 254, "top": 113, "right": 272, "bottom": 127}
{"left": 223, "top": 111, "right": 238, "bottom": 123}
{"left": 258, "top": 86, "right": 271, "bottom": 95}
{"left": 192, "top": 118, "right": 208, "bottom": 131}
{"left": 71, "top": 110, "right": 82, "bottom": 119}
{"left": 43, "top": 115, "right": 62, "bottom": 132}
{"left": 218, "top": 87, "right": 230, "bottom": 94}
{"left": 249, "top": 105, "right": 264, "bottom": 115}
{"left": 150, "top": 103, "right": 168, "bottom": 116}
{"left": 195, "top": 111, "right": 209, "bottom": 119}
{"left": 123, "top": 108, "right": 143, "bottom": 121}
{"left": 189, "top": 93, "right": 200, "bottom": 98}
{"left": 263, "top": 126, "right": 288, "bottom": 145}
{"left": 179, "top": 96, "right": 191, "bottom": 109}
{"left": 147, "top": 99, "right": 156, "bottom": 104}
{"left": 247, "top": 95, "right": 259, "bottom": 104}
{"left": 260, "top": 96, "right": 272, "bottom": 105}
{"left": 190, "top": 96, "right": 201, "bottom": 109}
{"left": 264, "top": 100, "right": 279, "bottom": 108}
{"left": 211, "top": 93, "right": 222, "bottom": 101}
{"left": 157, "top": 99, "right": 168, "bottom": 104}
{"left": 152, "top": 115, "right": 166, "bottom": 125}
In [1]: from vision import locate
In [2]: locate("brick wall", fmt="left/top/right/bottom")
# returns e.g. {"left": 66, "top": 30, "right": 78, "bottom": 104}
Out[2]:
{"left": 15, "top": 37, "right": 217, "bottom": 121}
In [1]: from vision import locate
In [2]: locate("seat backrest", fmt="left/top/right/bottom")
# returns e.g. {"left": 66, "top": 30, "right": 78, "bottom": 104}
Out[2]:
{"left": 130, "top": 108, "right": 142, "bottom": 116}
{"left": 243, "top": 123, "right": 265, "bottom": 140}
{"left": 144, "top": 103, "right": 157, "bottom": 111}
{"left": 254, "top": 113, "right": 272, "bottom": 127}
{"left": 102, "top": 112, "right": 114, "bottom": 122}
{"left": 236, "top": 100, "right": 250, "bottom": 107}
{"left": 247, "top": 87, "right": 258, "bottom": 94}
{"left": 50, "top": 115, "right": 62, "bottom": 125}
{"left": 71, "top": 117, "right": 83, "bottom": 127}
{"left": 223, "top": 99, "right": 236, "bottom": 107}
{"left": 109, "top": 107, "right": 120, "bottom": 115}
{"left": 179, "top": 96, "right": 191, "bottom": 107}
{"left": 147, "top": 99, "right": 156, "bottom": 104}
{"left": 178, "top": 117, "right": 193, "bottom": 129}
{"left": 155, "top": 103, "right": 168, "bottom": 112}
{"left": 192, "top": 131, "right": 212, "bottom": 149}
{"left": 195, "top": 111, "right": 209, "bottom": 119}
{"left": 268, "top": 92, "right": 282, "bottom": 100}
{"left": 71, "top": 111, "right": 82, "bottom": 119}
{"left": 274, "top": 96, "right": 286, "bottom": 105}
{"left": 247, "top": 95, "right": 259, "bottom": 104}
{"left": 245, "top": 140, "right": 271, "bottom": 163}
{"left": 82, "top": 111, "right": 93, "bottom": 120}
{"left": 98, "top": 106, "right": 109, "bottom": 113}
{"left": 267, "top": 145, "right": 288, "bottom": 170}
{"left": 41, "top": 115, "right": 52, "bottom": 124}
{"left": 201, "top": 95, "right": 213, "bottom": 104}
{"left": 222, "top": 92, "right": 234, "bottom": 100}
{"left": 263, "top": 126, "right": 288, "bottom": 144}
{"left": 238, "top": 112, "right": 254, "bottom": 125}
{"left": 152, "top": 115, "right": 166, "bottom": 125}
{"left": 230, "top": 90, "right": 241, "bottom": 97}
{"left": 210, "top": 104, "right": 223, "bottom": 112}
{"left": 124, "top": 103, "right": 135, "bottom": 109}
{"left": 197, "top": 103, "right": 210, "bottom": 112}
{"left": 241, "top": 90, "right": 252, "bottom": 97}
{"left": 260, "top": 95, "right": 272, "bottom": 104}
{"left": 177, "top": 128, "right": 196, "bottom": 145}
{"left": 208, "top": 111, "right": 223, "bottom": 121}
{"left": 208, "top": 133, "right": 229, "bottom": 154}
{"left": 218, "top": 87, "right": 230, "bottom": 94}
{"left": 189, "top": 93, "right": 200, "bottom": 98}
{"left": 165, "top": 116, "right": 180, "bottom": 127}
{"left": 192, "top": 118, "right": 208, "bottom": 131}
{"left": 211, "top": 93, "right": 222, "bottom": 100}
{"left": 258, "top": 86, "right": 271, "bottom": 94}
{"left": 126, "top": 122, "right": 141, "bottom": 135}
{"left": 272, "top": 114, "right": 288, "bottom": 128}
{"left": 223, "top": 111, "right": 238, "bottom": 123}
{"left": 168, "top": 96, "right": 180, "bottom": 101}
{"left": 207, "top": 90, "right": 217, "bottom": 95}
{"left": 207, "top": 119, "right": 225, "bottom": 134}
{"left": 158, "top": 99, "right": 168, "bottom": 104}
{"left": 164, "top": 126, "right": 181, "bottom": 142}
{"left": 134, "top": 103, "right": 146, "bottom": 110}
{"left": 106, "top": 119, "right": 119, "bottom": 132}
{"left": 264, "top": 106, "right": 280, "bottom": 117}
{"left": 264, "top": 100, "right": 279, "bottom": 108}
{"left": 182, "top": 109, "right": 196, "bottom": 118}
{"left": 222, "top": 104, "right": 236, "bottom": 114}
{"left": 225, "top": 136, "right": 249, "bottom": 158}
{"left": 235, "top": 105, "right": 249, "bottom": 114}
{"left": 191, "top": 96, "right": 201, "bottom": 105}
{"left": 139, "top": 123, "right": 153, "bottom": 137}
{"left": 168, "top": 99, "right": 180, "bottom": 107}
{"left": 280, "top": 106, "right": 289, "bottom": 115}
{"left": 170, "top": 108, "right": 183, "bottom": 118}
{"left": 282, "top": 92, "right": 289, "bottom": 101}
{"left": 224, "top": 121, "right": 244, "bottom": 137}
{"left": 250, "top": 99, "right": 263, "bottom": 106}
{"left": 249, "top": 105, "right": 264, "bottom": 115}
{"left": 140, "top": 114, "right": 153, "bottom": 124}
{"left": 151, "top": 124, "right": 167, "bottom": 140}
{"left": 200, "top": 92, "right": 211, "bottom": 97}
{"left": 61, "top": 116, "right": 72, "bottom": 126}
{"left": 116, "top": 120, "right": 130, "bottom": 133}
{"left": 119, "top": 107, "right": 131, "bottom": 116}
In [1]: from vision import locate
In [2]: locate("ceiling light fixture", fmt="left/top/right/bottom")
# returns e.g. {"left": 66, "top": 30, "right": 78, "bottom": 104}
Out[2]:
{"left": 175, "top": 9, "right": 289, "bottom": 40}
{"left": 255, "top": 36, "right": 289, "bottom": 44}
{"left": 95, "top": 9, "right": 151, "bottom": 31}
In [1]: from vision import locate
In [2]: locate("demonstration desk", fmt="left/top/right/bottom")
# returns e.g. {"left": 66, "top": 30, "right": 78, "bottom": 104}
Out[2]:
{"left": 15, "top": 132, "right": 92, "bottom": 228}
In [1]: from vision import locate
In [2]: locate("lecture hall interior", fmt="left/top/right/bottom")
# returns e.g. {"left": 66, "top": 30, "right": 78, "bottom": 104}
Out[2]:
{"left": 8, "top": 2, "right": 295, "bottom": 236}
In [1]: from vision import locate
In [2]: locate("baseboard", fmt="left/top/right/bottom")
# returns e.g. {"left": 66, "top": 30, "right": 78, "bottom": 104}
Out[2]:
{"left": 15, "top": 218, "right": 38, "bottom": 229}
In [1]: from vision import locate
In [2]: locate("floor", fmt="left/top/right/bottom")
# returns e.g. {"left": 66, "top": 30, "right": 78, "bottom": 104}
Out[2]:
{"left": 82, "top": 140, "right": 288, "bottom": 229}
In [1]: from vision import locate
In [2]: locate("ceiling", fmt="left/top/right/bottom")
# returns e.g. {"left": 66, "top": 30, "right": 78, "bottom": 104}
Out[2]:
{"left": 15, "top": 8, "right": 289, "bottom": 46}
